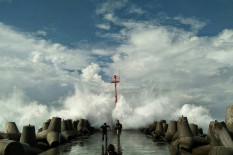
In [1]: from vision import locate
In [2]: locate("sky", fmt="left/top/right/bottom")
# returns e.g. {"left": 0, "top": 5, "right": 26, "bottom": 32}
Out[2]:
{"left": 0, "top": 0, "right": 233, "bottom": 131}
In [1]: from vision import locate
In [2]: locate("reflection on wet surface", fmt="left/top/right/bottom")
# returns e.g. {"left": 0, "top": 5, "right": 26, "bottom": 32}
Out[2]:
{"left": 40, "top": 131, "right": 170, "bottom": 155}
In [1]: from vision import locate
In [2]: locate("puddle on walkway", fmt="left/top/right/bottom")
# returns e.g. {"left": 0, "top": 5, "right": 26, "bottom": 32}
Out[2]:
{"left": 40, "top": 130, "right": 170, "bottom": 155}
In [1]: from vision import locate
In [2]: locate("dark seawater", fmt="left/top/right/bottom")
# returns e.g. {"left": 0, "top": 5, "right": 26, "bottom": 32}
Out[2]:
{"left": 40, "top": 130, "right": 170, "bottom": 155}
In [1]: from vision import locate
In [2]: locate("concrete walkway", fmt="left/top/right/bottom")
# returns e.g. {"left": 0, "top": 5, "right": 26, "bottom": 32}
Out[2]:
{"left": 40, "top": 130, "right": 170, "bottom": 155}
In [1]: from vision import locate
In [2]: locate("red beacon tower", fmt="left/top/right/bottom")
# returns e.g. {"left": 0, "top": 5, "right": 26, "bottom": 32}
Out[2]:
{"left": 110, "top": 75, "right": 120, "bottom": 104}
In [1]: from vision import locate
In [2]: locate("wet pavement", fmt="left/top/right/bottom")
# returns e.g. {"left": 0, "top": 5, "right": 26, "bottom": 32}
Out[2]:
{"left": 40, "top": 130, "right": 170, "bottom": 155}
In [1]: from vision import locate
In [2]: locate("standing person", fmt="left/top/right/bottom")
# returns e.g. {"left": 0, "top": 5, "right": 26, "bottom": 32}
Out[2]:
{"left": 100, "top": 123, "right": 111, "bottom": 143}
{"left": 114, "top": 120, "right": 122, "bottom": 141}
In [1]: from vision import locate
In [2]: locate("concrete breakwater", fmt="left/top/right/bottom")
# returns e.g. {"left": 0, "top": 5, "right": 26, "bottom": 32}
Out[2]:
{"left": 1, "top": 105, "right": 233, "bottom": 154}
{"left": 142, "top": 105, "right": 233, "bottom": 155}
{"left": 0, "top": 117, "right": 94, "bottom": 155}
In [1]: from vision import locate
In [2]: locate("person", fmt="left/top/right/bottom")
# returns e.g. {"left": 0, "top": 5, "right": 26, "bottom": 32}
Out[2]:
{"left": 107, "top": 144, "right": 117, "bottom": 155}
{"left": 100, "top": 123, "right": 111, "bottom": 143}
{"left": 114, "top": 120, "right": 122, "bottom": 140}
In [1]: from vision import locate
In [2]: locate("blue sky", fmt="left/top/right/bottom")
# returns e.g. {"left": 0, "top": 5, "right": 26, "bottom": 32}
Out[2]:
{"left": 1, "top": 0, "right": 233, "bottom": 46}
{"left": 0, "top": 0, "right": 233, "bottom": 130}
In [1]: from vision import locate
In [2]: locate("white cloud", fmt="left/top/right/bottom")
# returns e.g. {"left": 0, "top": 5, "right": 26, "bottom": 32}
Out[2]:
{"left": 100, "top": 12, "right": 233, "bottom": 130}
{"left": 0, "top": 22, "right": 92, "bottom": 116}
{"left": 96, "top": 0, "right": 128, "bottom": 15}
{"left": 174, "top": 16, "right": 207, "bottom": 32}
{"left": 91, "top": 49, "right": 113, "bottom": 56}
{"left": 128, "top": 5, "right": 144, "bottom": 15}
{"left": 96, "top": 23, "right": 111, "bottom": 30}
{"left": 35, "top": 30, "right": 47, "bottom": 36}
{"left": 81, "top": 63, "right": 102, "bottom": 82}
{"left": 1, "top": 2, "right": 233, "bottom": 132}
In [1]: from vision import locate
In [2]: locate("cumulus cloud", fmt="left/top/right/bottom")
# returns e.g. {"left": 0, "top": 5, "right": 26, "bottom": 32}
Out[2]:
{"left": 0, "top": 22, "right": 95, "bottom": 130}
{"left": 1, "top": 2, "right": 233, "bottom": 133}
{"left": 99, "top": 8, "right": 233, "bottom": 130}
{"left": 0, "top": 22, "right": 93, "bottom": 104}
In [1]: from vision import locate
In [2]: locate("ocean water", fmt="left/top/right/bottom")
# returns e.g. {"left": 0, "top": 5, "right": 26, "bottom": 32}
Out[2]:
{"left": 40, "top": 130, "right": 170, "bottom": 155}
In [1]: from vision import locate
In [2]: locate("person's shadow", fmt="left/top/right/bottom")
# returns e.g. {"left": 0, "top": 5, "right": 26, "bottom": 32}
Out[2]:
{"left": 116, "top": 141, "right": 122, "bottom": 155}
{"left": 102, "top": 143, "right": 108, "bottom": 155}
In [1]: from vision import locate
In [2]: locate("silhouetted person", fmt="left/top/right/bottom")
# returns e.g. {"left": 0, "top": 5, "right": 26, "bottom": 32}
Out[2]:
{"left": 100, "top": 123, "right": 111, "bottom": 143}
{"left": 107, "top": 144, "right": 117, "bottom": 155}
{"left": 114, "top": 120, "right": 122, "bottom": 141}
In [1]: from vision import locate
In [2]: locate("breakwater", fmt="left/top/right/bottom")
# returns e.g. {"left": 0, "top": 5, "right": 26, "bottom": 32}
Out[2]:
{"left": 141, "top": 105, "right": 233, "bottom": 155}
{"left": 0, "top": 117, "right": 94, "bottom": 155}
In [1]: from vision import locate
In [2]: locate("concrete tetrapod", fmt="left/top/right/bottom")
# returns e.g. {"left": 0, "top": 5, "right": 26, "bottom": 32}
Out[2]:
{"left": 38, "top": 128, "right": 42, "bottom": 133}
{"left": 198, "top": 128, "right": 203, "bottom": 136}
{"left": 42, "top": 122, "right": 50, "bottom": 131}
{"left": 66, "top": 119, "right": 80, "bottom": 136}
{"left": 225, "top": 105, "right": 233, "bottom": 136}
{"left": 21, "top": 142, "right": 44, "bottom": 155}
{"left": 67, "top": 119, "right": 74, "bottom": 130}
{"left": 154, "top": 121, "right": 157, "bottom": 131}
{"left": 20, "top": 125, "right": 45, "bottom": 154}
{"left": 0, "top": 139, "right": 24, "bottom": 155}
{"left": 155, "top": 122, "right": 164, "bottom": 136}
{"left": 78, "top": 119, "right": 85, "bottom": 133}
{"left": 208, "top": 121, "right": 233, "bottom": 147}
{"left": 189, "top": 124, "right": 198, "bottom": 136}
{"left": 72, "top": 120, "right": 78, "bottom": 129}
{"left": 162, "top": 123, "right": 168, "bottom": 134}
{"left": 165, "top": 121, "right": 177, "bottom": 142}
{"left": 61, "top": 120, "right": 68, "bottom": 132}
{"left": 46, "top": 117, "right": 61, "bottom": 147}
{"left": 192, "top": 136, "right": 209, "bottom": 148}
{"left": 161, "top": 120, "right": 166, "bottom": 123}
{"left": 47, "top": 131, "right": 60, "bottom": 148}
{"left": 209, "top": 146, "right": 233, "bottom": 155}
{"left": 171, "top": 131, "right": 179, "bottom": 142}
{"left": 178, "top": 117, "right": 193, "bottom": 138}
{"left": 36, "top": 117, "right": 62, "bottom": 146}
{"left": 4, "top": 122, "right": 20, "bottom": 134}
{"left": 178, "top": 116, "right": 194, "bottom": 151}
{"left": 20, "top": 125, "right": 36, "bottom": 146}
{"left": 36, "top": 130, "right": 48, "bottom": 142}
{"left": 61, "top": 120, "right": 75, "bottom": 141}
{"left": 192, "top": 145, "right": 211, "bottom": 155}
{"left": 3, "top": 122, "right": 21, "bottom": 141}
{"left": 85, "top": 120, "right": 92, "bottom": 132}
{"left": 47, "top": 117, "right": 61, "bottom": 133}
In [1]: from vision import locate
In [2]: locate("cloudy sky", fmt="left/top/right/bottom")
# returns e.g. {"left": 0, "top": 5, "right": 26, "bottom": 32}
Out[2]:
{"left": 0, "top": 0, "right": 233, "bottom": 131}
